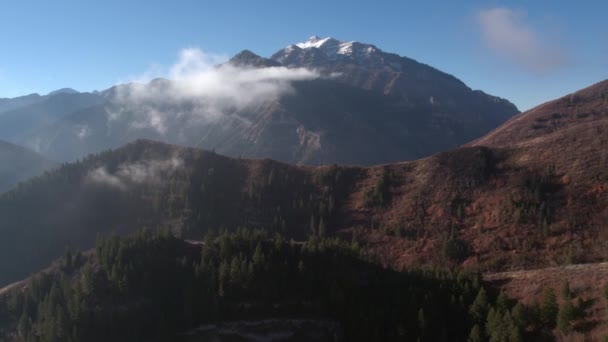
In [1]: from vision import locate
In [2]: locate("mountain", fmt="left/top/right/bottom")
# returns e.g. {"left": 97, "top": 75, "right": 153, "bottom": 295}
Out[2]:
{"left": 272, "top": 36, "right": 516, "bottom": 121}
{"left": 22, "top": 36, "right": 518, "bottom": 164}
{"left": 0, "top": 93, "right": 42, "bottom": 114}
{"left": 47, "top": 87, "right": 79, "bottom": 96}
{"left": 0, "top": 90, "right": 104, "bottom": 143}
{"left": 229, "top": 50, "right": 282, "bottom": 68}
{"left": 0, "top": 79, "right": 604, "bottom": 288}
{"left": 0, "top": 140, "right": 56, "bottom": 193}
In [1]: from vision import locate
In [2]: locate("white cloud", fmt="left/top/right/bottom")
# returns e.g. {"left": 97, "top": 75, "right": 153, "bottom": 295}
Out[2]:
{"left": 86, "top": 156, "right": 183, "bottom": 189}
{"left": 109, "top": 48, "right": 320, "bottom": 134}
{"left": 477, "top": 8, "right": 566, "bottom": 73}
{"left": 76, "top": 125, "right": 90, "bottom": 139}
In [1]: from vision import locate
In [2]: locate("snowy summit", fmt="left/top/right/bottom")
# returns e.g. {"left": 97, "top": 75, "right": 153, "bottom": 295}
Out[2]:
{"left": 291, "top": 36, "right": 378, "bottom": 58}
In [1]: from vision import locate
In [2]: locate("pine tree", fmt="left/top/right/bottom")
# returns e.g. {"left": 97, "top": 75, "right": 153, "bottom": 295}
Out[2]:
{"left": 557, "top": 298, "right": 574, "bottom": 333}
{"left": 560, "top": 281, "right": 571, "bottom": 300}
{"left": 496, "top": 290, "right": 510, "bottom": 313}
{"left": 541, "top": 287, "right": 558, "bottom": 327}
{"left": 507, "top": 322, "right": 523, "bottom": 342}
{"left": 511, "top": 303, "right": 526, "bottom": 329}
{"left": 230, "top": 256, "right": 241, "bottom": 285}
{"left": 318, "top": 218, "right": 326, "bottom": 238}
{"left": 17, "top": 311, "right": 31, "bottom": 339}
{"left": 252, "top": 242, "right": 265, "bottom": 269}
{"left": 469, "top": 287, "right": 489, "bottom": 324}
{"left": 468, "top": 324, "right": 483, "bottom": 342}
{"left": 417, "top": 308, "right": 426, "bottom": 338}
{"left": 485, "top": 307, "right": 498, "bottom": 338}
{"left": 309, "top": 215, "right": 317, "bottom": 237}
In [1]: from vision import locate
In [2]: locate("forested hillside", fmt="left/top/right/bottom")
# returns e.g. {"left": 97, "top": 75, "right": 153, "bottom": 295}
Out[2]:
{"left": 0, "top": 139, "right": 359, "bottom": 285}
{"left": 0, "top": 230, "right": 571, "bottom": 341}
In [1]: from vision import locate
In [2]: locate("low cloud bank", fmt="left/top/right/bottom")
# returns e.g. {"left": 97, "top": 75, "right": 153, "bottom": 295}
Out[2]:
{"left": 87, "top": 157, "right": 183, "bottom": 189}
{"left": 109, "top": 48, "right": 320, "bottom": 133}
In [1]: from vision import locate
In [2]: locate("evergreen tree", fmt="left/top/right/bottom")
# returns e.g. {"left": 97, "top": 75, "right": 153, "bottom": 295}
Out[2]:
{"left": 540, "top": 287, "right": 558, "bottom": 327}
{"left": 557, "top": 298, "right": 574, "bottom": 333}
{"left": 511, "top": 303, "right": 526, "bottom": 329}
{"left": 468, "top": 324, "right": 483, "bottom": 342}
{"left": 17, "top": 311, "right": 31, "bottom": 339}
{"left": 485, "top": 307, "right": 498, "bottom": 338}
{"left": 470, "top": 288, "right": 489, "bottom": 325}
{"left": 496, "top": 290, "right": 510, "bottom": 313}
{"left": 417, "top": 308, "right": 426, "bottom": 338}
{"left": 560, "top": 281, "right": 571, "bottom": 300}
{"left": 252, "top": 242, "right": 265, "bottom": 269}
{"left": 318, "top": 218, "right": 326, "bottom": 238}
{"left": 309, "top": 215, "right": 317, "bottom": 237}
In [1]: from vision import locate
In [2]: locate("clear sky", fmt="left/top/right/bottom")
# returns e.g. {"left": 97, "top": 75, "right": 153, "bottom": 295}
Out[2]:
{"left": 0, "top": 0, "right": 606, "bottom": 111}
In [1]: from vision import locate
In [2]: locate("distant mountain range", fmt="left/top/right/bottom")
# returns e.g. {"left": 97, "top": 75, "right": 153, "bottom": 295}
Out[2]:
{"left": 0, "top": 90, "right": 104, "bottom": 143}
{"left": 0, "top": 139, "right": 56, "bottom": 193}
{"left": 0, "top": 36, "right": 518, "bottom": 164}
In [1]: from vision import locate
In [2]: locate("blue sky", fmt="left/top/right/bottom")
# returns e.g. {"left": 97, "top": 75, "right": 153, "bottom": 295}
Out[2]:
{"left": 0, "top": 0, "right": 606, "bottom": 111}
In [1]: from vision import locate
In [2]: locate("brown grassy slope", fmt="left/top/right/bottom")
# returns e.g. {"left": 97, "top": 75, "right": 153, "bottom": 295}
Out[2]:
{"left": 343, "top": 79, "right": 608, "bottom": 271}
{"left": 470, "top": 79, "right": 608, "bottom": 148}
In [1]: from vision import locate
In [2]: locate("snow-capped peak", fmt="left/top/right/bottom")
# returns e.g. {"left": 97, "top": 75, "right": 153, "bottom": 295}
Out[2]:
{"left": 292, "top": 36, "right": 369, "bottom": 58}
{"left": 273, "top": 36, "right": 390, "bottom": 69}
{"left": 295, "top": 36, "right": 334, "bottom": 49}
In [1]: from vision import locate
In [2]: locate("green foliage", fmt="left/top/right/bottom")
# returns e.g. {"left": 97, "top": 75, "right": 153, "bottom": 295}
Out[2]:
{"left": 561, "top": 281, "right": 571, "bottom": 300}
{"left": 363, "top": 169, "right": 390, "bottom": 208}
{"left": 496, "top": 291, "right": 511, "bottom": 313}
{"left": 442, "top": 238, "right": 470, "bottom": 262}
{"left": 469, "top": 288, "right": 489, "bottom": 325}
{"left": 540, "top": 287, "right": 558, "bottom": 328}
{"left": 485, "top": 308, "right": 522, "bottom": 342}
{"left": 318, "top": 217, "right": 326, "bottom": 238}
{"left": 511, "top": 303, "right": 526, "bottom": 328}
{"left": 468, "top": 324, "right": 483, "bottom": 342}
{"left": 557, "top": 298, "right": 575, "bottom": 333}
{"left": 499, "top": 173, "right": 557, "bottom": 228}
{"left": 0, "top": 229, "right": 535, "bottom": 342}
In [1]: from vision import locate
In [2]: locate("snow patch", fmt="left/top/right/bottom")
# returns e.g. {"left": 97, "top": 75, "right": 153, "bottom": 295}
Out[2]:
{"left": 295, "top": 35, "right": 332, "bottom": 49}
{"left": 292, "top": 36, "right": 378, "bottom": 60}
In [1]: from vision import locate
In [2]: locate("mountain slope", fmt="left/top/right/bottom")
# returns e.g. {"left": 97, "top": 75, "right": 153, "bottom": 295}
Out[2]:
{"left": 272, "top": 36, "right": 517, "bottom": 127}
{"left": 22, "top": 36, "right": 518, "bottom": 164}
{"left": 471, "top": 79, "right": 608, "bottom": 148}
{"left": 0, "top": 140, "right": 56, "bottom": 192}
{"left": 0, "top": 79, "right": 604, "bottom": 287}
{"left": 0, "top": 93, "right": 42, "bottom": 114}
{"left": 0, "top": 91, "right": 104, "bottom": 143}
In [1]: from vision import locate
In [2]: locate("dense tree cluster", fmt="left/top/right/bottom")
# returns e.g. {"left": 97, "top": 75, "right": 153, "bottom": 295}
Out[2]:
{"left": 0, "top": 228, "right": 554, "bottom": 342}
{"left": 363, "top": 168, "right": 390, "bottom": 208}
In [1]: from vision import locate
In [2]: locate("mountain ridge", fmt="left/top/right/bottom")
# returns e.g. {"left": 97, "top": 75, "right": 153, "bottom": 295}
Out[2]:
{"left": 16, "top": 36, "right": 519, "bottom": 165}
{"left": 0, "top": 79, "right": 605, "bottom": 288}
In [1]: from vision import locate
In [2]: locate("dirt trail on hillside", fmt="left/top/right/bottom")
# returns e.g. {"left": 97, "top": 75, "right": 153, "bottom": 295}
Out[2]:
{"left": 484, "top": 262, "right": 608, "bottom": 283}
